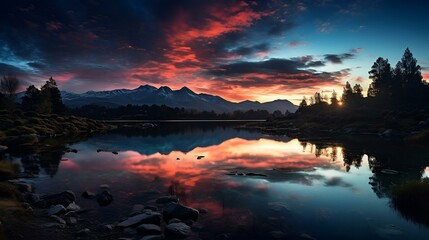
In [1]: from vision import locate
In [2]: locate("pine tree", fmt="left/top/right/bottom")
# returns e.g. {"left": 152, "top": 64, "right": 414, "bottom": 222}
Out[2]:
{"left": 330, "top": 90, "right": 338, "bottom": 106}
{"left": 353, "top": 84, "right": 363, "bottom": 98}
{"left": 41, "top": 77, "right": 66, "bottom": 114}
{"left": 399, "top": 48, "right": 424, "bottom": 101}
{"left": 342, "top": 81, "right": 353, "bottom": 103}
{"left": 21, "top": 85, "right": 41, "bottom": 112}
{"left": 368, "top": 57, "right": 392, "bottom": 97}
{"left": 299, "top": 97, "right": 308, "bottom": 109}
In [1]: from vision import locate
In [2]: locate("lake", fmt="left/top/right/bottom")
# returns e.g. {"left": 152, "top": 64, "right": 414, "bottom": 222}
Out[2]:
{"left": 9, "top": 122, "right": 429, "bottom": 239}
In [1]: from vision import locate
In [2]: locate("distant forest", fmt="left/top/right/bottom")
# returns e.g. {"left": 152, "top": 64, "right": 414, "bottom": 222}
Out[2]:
{"left": 69, "top": 104, "right": 281, "bottom": 120}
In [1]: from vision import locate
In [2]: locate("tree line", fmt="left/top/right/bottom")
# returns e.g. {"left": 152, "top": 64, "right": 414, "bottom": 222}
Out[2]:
{"left": 298, "top": 48, "right": 428, "bottom": 110}
{"left": 0, "top": 76, "right": 65, "bottom": 114}
{"left": 69, "top": 104, "right": 280, "bottom": 120}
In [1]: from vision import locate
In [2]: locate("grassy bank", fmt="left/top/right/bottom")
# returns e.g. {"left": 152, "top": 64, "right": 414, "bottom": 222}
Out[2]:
{"left": 0, "top": 109, "right": 110, "bottom": 147}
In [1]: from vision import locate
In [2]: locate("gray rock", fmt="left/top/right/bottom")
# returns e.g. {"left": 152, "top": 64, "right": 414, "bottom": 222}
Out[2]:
{"left": 42, "top": 190, "right": 76, "bottom": 207}
{"left": 155, "top": 195, "right": 178, "bottom": 204}
{"left": 66, "top": 217, "right": 77, "bottom": 225}
{"left": 81, "top": 190, "right": 96, "bottom": 199}
{"left": 166, "top": 222, "right": 192, "bottom": 238}
{"left": 101, "top": 224, "right": 113, "bottom": 231}
{"left": 141, "top": 235, "right": 164, "bottom": 240}
{"left": 163, "top": 203, "right": 199, "bottom": 222}
{"left": 0, "top": 145, "right": 8, "bottom": 151}
{"left": 64, "top": 211, "right": 78, "bottom": 218}
{"left": 50, "top": 215, "right": 66, "bottom": 224}
{"left": 117, "top": 212, "right": 161, "bottom": 228}
{"left": 144, "top": 205, "right": 158, "bottom": 212}
{"left": 48, "top": 204, "right": 66, "bottom": 216}
{"left": 25, "top": 193, "right": 40, "bottom": 204}
{"left": 168, "top": 218, "right": 182, "bottom": 224}
{"left": 123, "top": 227, "right": 138, "bottom": 235}
{"left": 76, "top": 228, "right": 90, "bottom": 236}
{"left": 16, "top": 183, "right": 32, "bottom": 193}
{"left": 129, "top": 204, "right": 145, "bottom": 216}
{"left": 96, "top": 190, "right": 113, "bottom": 206}
{"left": 137, "top": 224, "right": 162, "bottom": 235}
{"left": 66, "top": 202, "right": 81, "bottom": 211}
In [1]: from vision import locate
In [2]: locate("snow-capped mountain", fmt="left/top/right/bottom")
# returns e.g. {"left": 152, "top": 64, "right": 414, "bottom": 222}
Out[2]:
{"left": 19, "top": 85, "right": 298, "bottom": 113}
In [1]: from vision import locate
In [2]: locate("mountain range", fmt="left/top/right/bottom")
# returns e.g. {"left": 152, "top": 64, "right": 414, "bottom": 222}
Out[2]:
{"left": 19, "top": 85, "right": 297, "bottom": 113}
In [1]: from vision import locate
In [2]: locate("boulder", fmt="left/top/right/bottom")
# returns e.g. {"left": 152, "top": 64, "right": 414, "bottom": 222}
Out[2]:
{"left": 48, "top": 204, "right": 66, "bottom": 216}
{"left": 155, "top": 195, "right": 178, "bottom": 204}
{"left": 117, "top": 212, "right": 161, "bottom": 228}
{"left": 50, "top": 215, "right": 66, "bottom": 224}
{"left": 144, "top": 205, "right": 158, "bottom": 212}
{"left": 64, "top": 211, "right": 78, "bottom": 218}
{"left": 81, "top": 190, "right": 96, "bottom": 199}
{"left": 129, "top": 204, "right": 145, "bottom": 216}
{"left": 137, "top": 224, "right": 162, "bottom": 235}
{"left": 168, "top": 218, "right": 182, "bottom": 224}
{"left": 101, "top": 224, "right": 113, "bottom": 231}
{"left": 163, "top": 203, "right": 199, "bottom": 222}
{"left": 25, "top": 193, "right": 40, "bottom": 204}
{"left": 96, "top": 190, "right": 113, "bottom": 206}
{"left": 123, "top": 227, "right": 138, "bottom": 235}
{"left": 42, "top": 190, "right": 76, "bottom": 207}
{"left": 66, "top": 202, "right": 81, "bottom": 211}
{"left": 66, "top": 217, "right": 77, "bottom": 225}
{"left": 141, "top": 235, "right": 164, "bottom": 240}
{"left": 16, "top": 183, "right": 32, "bottom": 193}
{"left": 76, "top": 228, "right": 90, "bottom": 236}
{"left": 165, "top": 222, "right": 192, "bottom": 238}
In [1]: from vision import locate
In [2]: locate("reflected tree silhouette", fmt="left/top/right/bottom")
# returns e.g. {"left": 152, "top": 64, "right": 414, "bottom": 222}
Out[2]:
{"left": 39, "top": 151, "right": 62, "bottom": 178}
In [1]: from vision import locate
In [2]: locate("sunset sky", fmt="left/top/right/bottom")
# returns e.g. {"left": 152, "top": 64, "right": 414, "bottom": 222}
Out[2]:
{"left": 1, "top": 0, "right": 428, "bottom": 103}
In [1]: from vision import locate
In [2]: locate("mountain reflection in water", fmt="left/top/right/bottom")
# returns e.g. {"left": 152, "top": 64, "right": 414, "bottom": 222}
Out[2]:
{"left": 6, "top": 123, "right": 429, "bottom": 240}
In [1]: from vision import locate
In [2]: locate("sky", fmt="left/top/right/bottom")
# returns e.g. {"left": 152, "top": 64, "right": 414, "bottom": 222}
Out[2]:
{"left": 1, "top": 0, "right": 428, "bottom": 104}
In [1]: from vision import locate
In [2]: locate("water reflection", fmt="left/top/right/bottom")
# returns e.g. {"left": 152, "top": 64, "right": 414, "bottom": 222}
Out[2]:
{"left": 6, "top": 124, "right": 429, "bottom": 239}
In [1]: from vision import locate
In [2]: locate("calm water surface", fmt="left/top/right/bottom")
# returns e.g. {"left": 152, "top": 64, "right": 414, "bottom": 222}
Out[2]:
{"left": 15, "top": 123, "right": 429, "bottom": 239}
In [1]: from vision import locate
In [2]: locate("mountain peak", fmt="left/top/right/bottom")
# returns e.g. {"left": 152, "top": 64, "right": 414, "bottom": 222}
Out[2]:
{"left": 178, "top": 86, "right": 195, "bottom": 94}
{"left": 135, "top": 84, "right": 156, "bottom": 91}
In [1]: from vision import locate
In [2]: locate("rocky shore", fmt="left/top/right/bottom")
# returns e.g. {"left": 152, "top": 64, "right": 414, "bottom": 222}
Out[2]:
{"left": 2, "top": 179, "right": 204, "bottom": 240}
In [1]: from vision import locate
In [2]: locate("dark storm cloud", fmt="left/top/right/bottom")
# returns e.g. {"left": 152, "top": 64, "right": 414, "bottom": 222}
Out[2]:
{"left": 206, "top": 58, "right": 350, "bottom": 90}
{"left": 324, "top": 53, "right": 354, "bottom": 64}
{"left": 208, "top": 58, "right": 307, "bottom": 76}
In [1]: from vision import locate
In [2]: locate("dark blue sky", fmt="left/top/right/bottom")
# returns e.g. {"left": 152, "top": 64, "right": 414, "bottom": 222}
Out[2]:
{"left": 0, "top": 0, "right": 428, "bottom": 103}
